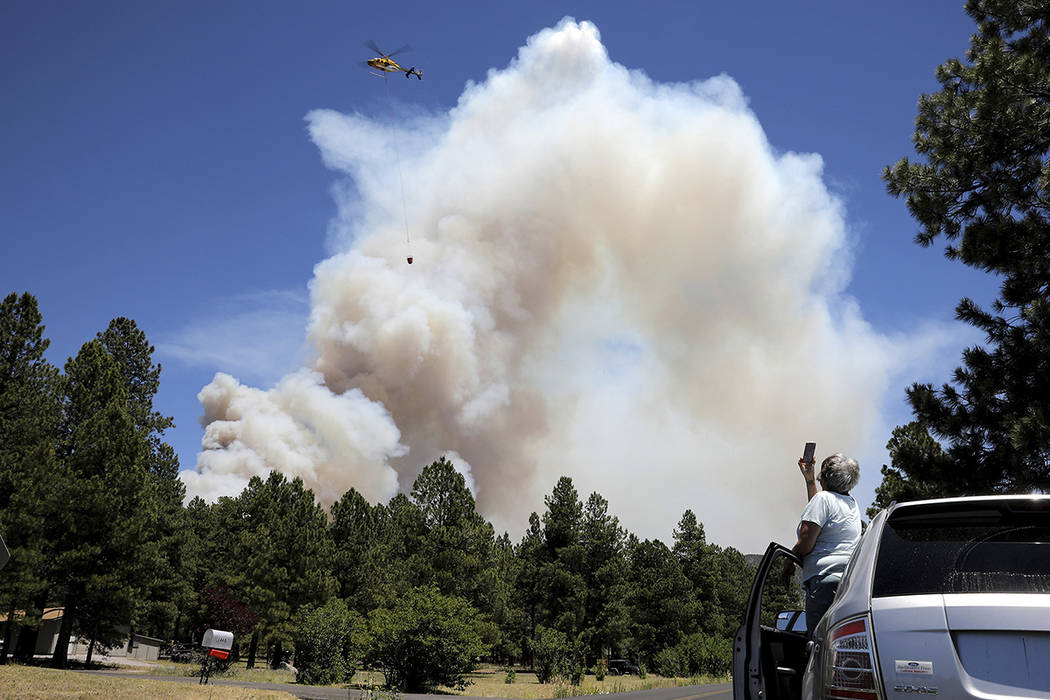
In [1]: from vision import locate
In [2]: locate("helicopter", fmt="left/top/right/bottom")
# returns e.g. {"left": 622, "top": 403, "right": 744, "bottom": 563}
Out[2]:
{"left": 366, "top": 41, "right": 422, "bottom": 80}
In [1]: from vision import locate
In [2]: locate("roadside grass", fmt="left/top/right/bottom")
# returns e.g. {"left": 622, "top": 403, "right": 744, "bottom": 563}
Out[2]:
{"left": 439, "top": 666, "right": 729, "bottom": 698}
{"left": 0, "top": 662, "right": 296, "bottom": 699}
{"left": 149, "top": 659, "right": 297, "bottom": 684}
{"left": 9, "top": 657, "right": 728, "bottom": 698}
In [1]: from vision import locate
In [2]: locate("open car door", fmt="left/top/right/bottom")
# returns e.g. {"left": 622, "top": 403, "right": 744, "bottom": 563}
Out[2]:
{"left": 733, "top": 542, "right": 809, "bottom": 700}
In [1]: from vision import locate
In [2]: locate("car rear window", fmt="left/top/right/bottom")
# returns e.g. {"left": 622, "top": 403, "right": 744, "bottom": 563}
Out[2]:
{"left": 872, "top": 500, "right": 1050, "bottom": 597}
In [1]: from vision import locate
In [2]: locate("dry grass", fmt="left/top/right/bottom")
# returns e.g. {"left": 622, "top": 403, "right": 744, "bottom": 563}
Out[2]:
{"left": 0, "top": 659, "right": 727, "bottom": 699}
{"left": 149, "top": 659, "right": 298, "bottom": 684}
{"left": 440, "top": 666, "right": 729, "bottom": 698}
{"left": 0, "top": 662, "right": 297, "bottom": 699}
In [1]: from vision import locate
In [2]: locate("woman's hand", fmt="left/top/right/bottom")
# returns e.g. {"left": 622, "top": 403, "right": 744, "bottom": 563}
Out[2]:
{"left": 798, "top": 458, "right": 815, "bottom": 483}
{"left": 799, "top": 457, "right": 818, "bottom": 500}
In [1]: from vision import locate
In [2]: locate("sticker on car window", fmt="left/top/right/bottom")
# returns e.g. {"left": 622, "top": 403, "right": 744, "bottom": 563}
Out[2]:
{"left": 895, "top": 660, "right": 933, "bottom": 675}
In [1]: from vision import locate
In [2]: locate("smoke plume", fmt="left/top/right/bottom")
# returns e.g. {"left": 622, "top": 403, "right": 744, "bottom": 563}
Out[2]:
{"left": 184, "top": 19, "right": 909, "bottom": 551}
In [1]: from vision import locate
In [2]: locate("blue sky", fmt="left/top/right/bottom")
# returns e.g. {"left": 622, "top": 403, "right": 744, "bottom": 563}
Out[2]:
{"left": 2, "top": 1, "right": 994, "bottom": 549}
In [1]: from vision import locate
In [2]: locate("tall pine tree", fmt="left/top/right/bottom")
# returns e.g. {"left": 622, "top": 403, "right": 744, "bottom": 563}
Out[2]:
{"left": 877, "top": 0, "right": 1050, "bottom": 503}
{"left": 96, "top": 318, "right": 189, "bottom": 641}
{"left": 51, "top": 340, "right": 153, "bottom": 665}
{"left": 0, "top": 293, "right": 61, "bottom": 663}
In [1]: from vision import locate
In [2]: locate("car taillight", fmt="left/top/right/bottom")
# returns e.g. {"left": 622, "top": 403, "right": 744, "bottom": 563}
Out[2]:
{"left": 824, "top": 616, "right": 881, "bottom": 700}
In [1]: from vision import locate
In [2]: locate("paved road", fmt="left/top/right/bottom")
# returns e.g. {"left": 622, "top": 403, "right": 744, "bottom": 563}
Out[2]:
{"left": 75, "top": 671, "right": 731, "bottom": 700}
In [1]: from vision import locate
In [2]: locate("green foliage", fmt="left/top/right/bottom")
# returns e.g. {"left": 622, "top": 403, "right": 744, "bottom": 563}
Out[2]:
{"left": 626, "top": 538, "right": 693, "bottom": 665}
{"left": 580, "top": 492, "right": 628, "bottom": 665}
{"left": 567, "top": 657, "right": 584, "bottom": 685}
{"left": 409, "top": 457, "right": 498, "bottom": 612}
{"left": 0, "top": 292, "right": 61, "bottom": 657}
{"left": 366, "top": 585, "right": 487, "bottom": 692}
{"left": 698, "top": 544, "right": 758, "bottom": 640}
{"left": 210, "top": 471, "right": 337, "bottom": 668}
{"left": 531, "top": 625, "right": 570, "bottom": 684}
{"left": 504, "top": 668, "right": 516, "bottom": 684}
{"left": 293, "top": 597, "right": 366, "bottom": 685}
{"left": 655, "top": 633, "right": 733, "bottom": 678}
{"left": 530, "top": 624, "right": 583, "bottom": 685}
{"left": 331, "top": 488, "right": 399, "bottom": 613}
{"left": 51, "top": 339, "right": 155, "bottom": 663}
{"left": 869, "top": 422, "right": 949, "bottom": 516}
{"left": 594, "top": 658, "right": 606, "bottom": 681}
{"left": 96, "top": 318, "right": 189, "bottom": 641}
{"left": 543, "top": 477, "right": 583, "bottom": 553}
{"left": 654, "top": 647, "right": 684, "bottom": 678}
{"left": 538, "top": 479, "right": 587, "bottom": 641}
{"left": 880, "top": 0, "right": 1050, "bottom": 499}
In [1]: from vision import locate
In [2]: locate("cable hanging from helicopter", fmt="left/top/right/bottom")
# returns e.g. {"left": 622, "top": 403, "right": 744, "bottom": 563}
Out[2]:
{"left": 365, "top": 41, "right": 421, "bottom": 265}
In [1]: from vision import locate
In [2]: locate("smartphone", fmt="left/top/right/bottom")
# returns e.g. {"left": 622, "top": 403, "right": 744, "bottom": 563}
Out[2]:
{"left": 802, "top": 442, "right": 816, "bottom": 463}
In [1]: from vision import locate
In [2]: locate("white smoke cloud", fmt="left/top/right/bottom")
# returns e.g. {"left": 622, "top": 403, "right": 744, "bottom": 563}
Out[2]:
{"left": 183, "top": 370, "right": 404, "bottom": 506}
{"left": 185, "top": 19, "right": 936, "bottom": 551}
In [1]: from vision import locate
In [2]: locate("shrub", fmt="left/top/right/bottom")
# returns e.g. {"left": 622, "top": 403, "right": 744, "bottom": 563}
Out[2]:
{"left": 663, "top": 633, "right": 733, "bottom": 678}
{"left": 366, "top": 585, "right": 488, "bottom": 692}
{"left": 531, "top": 626, "right": 570, "bottom": 684}
{"left": 293, "top": 598, "right": 366, "bottom": 686}
{"left": 505, "top": 669, "right": 516, "bottom": 684}
{"left": 696, "top": 635, "right": 732, "bottom": 676}
{"left": 654, "top": 647, "right": 684, "bottom": 678}
{"left": 594, "top": 658, "right": 606, "bottom": 681}
{"left": 567, "top": 659, "right": 584, "bottom": 686}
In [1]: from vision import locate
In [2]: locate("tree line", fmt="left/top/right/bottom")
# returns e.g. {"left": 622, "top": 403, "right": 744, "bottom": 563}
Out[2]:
{"left": 0, "top": 293, "right": 787, "bottom": 689}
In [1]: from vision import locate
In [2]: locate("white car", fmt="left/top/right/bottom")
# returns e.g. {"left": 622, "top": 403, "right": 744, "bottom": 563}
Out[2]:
{"left": 734, "top": 495, "right": 1050, "bottom": 699}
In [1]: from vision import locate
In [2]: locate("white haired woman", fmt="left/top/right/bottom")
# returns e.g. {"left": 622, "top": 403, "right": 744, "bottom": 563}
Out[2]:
{"left": 780, "top": 452, "right": 862, "bottom": 636}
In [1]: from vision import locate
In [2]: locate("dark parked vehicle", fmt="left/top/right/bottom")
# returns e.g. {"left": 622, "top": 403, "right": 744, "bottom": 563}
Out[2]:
{"left": 167, "top": 642, "right": 196, "bottom": 663}
{"left": 607, "top": 659, "right": 640, "bottom": 675}
{"left": 735, "top": 495, "right": 1050, "bottom": 699}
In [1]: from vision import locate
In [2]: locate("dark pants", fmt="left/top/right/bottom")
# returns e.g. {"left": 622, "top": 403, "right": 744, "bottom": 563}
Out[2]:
{"left": 804, "top": 575, "right": 840, "bottom": 637}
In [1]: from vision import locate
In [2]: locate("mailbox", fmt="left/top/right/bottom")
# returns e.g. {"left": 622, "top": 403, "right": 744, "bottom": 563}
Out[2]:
{"left": 201, "top": 629, "right": 233, "bottom": 651}
{"left": 199, "top": 628, "right": 234, "bottom": 685}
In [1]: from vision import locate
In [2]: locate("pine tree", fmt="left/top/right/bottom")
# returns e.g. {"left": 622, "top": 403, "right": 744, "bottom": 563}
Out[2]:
{"left": 672, "top": 510, "right": 714, "bottom": 633}
{"left": 580, "top": 492, "right": 628, "bottom": 665}
{"left": 50, "top": 340, "right": 153, "bottom": 666}
{"left": 330, "top": 488, "right": 392, "bottom": 611}
{"left": 878, "top": 0, "right": 1050, "bottom": 502}
{"left": 96, "top": 318, "right": 189, "bottom": 640}
{"left": 625, "top": 538, "right": 694, "bottom": 666}
{"left": 539, "top": 478, "right": 586, "bottom": 639}
{"left": 218, "top": 472, "right": 336, "bottom": 669}
{"left": 409, "top": 457, "right": 496, "bottom": 609}
{"left": 0, "top": 293, "right": 61, "bottom": 663}
{"left": 514, "top": 512, "right": 547, "bottom": 664}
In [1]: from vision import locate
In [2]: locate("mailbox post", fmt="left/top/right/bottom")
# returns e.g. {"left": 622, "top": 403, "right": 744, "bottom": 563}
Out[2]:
{"left": 199, "top": 629, "right": 234, "bottom": 684}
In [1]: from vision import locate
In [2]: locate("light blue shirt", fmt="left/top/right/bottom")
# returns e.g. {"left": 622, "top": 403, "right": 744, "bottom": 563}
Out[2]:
{"left": 798, "top": 490, "right": 861, "bottom": 583}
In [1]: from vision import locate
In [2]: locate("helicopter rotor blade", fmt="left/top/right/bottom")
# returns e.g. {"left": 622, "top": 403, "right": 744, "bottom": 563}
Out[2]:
{"left": 387, "top": 44, "right": 412, "bottom": 58}
{"left": 364, "top": 39, "right": 384, "bottom": 55}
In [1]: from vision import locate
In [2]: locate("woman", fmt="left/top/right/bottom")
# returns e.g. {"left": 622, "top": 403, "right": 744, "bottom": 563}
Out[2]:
{"left": 781, "top": 452, "right": 861, "bottom": 636}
